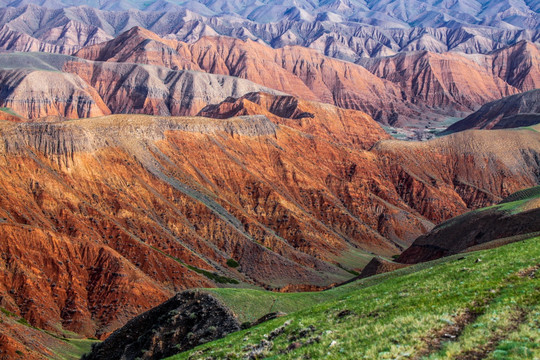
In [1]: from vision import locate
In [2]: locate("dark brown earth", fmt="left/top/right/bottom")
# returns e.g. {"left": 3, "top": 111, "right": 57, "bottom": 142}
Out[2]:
{"left": 81, "top": 291, "right": 240, "bottom": 360}
{"left": 445, "top": 89, "right": 540, "bottom": 133}
{"left": 357, "top": 257, "right": 409, "bottom": 279}
{"left": 398, "top": 187, "right": 540, "bottom": 264}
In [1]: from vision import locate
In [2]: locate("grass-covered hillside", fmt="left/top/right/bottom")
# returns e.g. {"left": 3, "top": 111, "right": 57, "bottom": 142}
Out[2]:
{"left": 498, "top": 186, "right": 540, "bottom": 210}
{"left": 172, "top": 236, "right": 540, "bottom": 359}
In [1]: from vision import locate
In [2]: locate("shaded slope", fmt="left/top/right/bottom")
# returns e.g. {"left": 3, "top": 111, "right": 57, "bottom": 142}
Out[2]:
{"left": 445, "top": 89, "right": 540, "bottom": 132}
{"left": 0, "top": 20, "right": 111, "bottom": 55}
{"left": 0, "top": 24, "right": 77, "bottom": 54}
{"left": 398, "top": 186, "right": 540, "bottom": 264}
{"left": 63, "top": 60, "right": 284, "bottom": 117}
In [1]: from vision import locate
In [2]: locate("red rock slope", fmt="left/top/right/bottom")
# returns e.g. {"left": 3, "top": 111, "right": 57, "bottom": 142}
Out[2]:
{"left": 0, "top": 52, "right": 282, "bottom": 120}
{"left": 74, "top": 27, "right": 421, "bottom": 125}
{"left": 0, "top": 94, "right": 539, "bottom": 348}
{"left": 75, "top": 27, "right": 540, "bottom": 126}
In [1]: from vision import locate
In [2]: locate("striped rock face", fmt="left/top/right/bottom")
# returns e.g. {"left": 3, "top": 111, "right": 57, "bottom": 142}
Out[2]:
{"left": 1, "top": 104, "right": 539, "bottom": 350}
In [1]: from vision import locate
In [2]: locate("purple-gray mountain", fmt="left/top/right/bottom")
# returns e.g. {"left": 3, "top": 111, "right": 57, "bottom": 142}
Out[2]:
{"left": 0, "top": 1, "right": 537, "bottom": 61}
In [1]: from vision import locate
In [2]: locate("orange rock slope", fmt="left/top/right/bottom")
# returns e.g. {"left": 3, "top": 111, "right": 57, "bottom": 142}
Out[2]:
{"left": 75, "top": 27, "right": 540, "bottom": 126}
{"left": 0, "top": 52, "right": 282, "bottom": 121}
{"left": 0, "top": 93, "right": 539, "bottom": 347}
{"left": 197, "top": 92, "right": 389, "bottom": 149}
{"left": 74, "top": 27, "right": 421, "bottom": 124}
{"left": 360, "top": 51, "right": 518, "bottom": 114}
{"left": 2, "top": 29, "right": 537, "bottom": 126}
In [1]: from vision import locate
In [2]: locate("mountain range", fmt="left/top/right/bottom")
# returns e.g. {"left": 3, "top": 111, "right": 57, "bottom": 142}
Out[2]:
{"left": 1, "top": 93, "right": 540, "bottom": 350}
{"left": 0, "top": 0, "right": 539, "bottom": 358}
{"left": 1, "top": 0, "right": 538, "bottom": 28}
{"left": 0, "top": 1, "right": 537, "bottom": 62}
{"left": 0, "top": 27, "right": 538, "bottom": 127}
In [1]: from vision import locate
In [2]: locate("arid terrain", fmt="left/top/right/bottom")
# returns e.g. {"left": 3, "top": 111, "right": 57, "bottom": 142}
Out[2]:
{"left": 1, "top": 101, "right": 540, "bottom": 358}
{"left": 0, "top": 1, "right": 539, "bottom": 359}
{"left": 0, "top": 27, "right": 538, "bottom": 127}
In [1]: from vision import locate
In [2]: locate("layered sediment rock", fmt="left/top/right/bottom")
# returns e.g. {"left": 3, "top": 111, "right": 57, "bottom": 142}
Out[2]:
{"left": 0, "top": 102, "right": 539, "bottom": 350}
{"left": 0, "top": 52, "right": 282, "bottom": 119}
{"left": 74, "top": 27, "right": 422, "bottom": 124}
{"left": 0, "top": 68, "right": 111, "bottom": 119}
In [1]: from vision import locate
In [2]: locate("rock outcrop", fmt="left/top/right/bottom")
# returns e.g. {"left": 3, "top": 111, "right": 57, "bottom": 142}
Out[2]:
{"left": 81, "top": 291, "right": 240, "bottom": 360}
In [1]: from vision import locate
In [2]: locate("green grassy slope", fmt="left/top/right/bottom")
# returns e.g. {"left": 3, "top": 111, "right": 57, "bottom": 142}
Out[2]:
{"left": 0, "top": 107, "right": 20, "bottom": 117}
{"left": 499, "top": 186, "right": 540, "bottom": 205}
{"left": 50, "top": 338, "right": 98, "bottom": 360}
{"left": 172, "top": 237, "right": 540, "bottom": 359}
{"left": 205, "top": 253, "right": 476, "bottom": 324}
